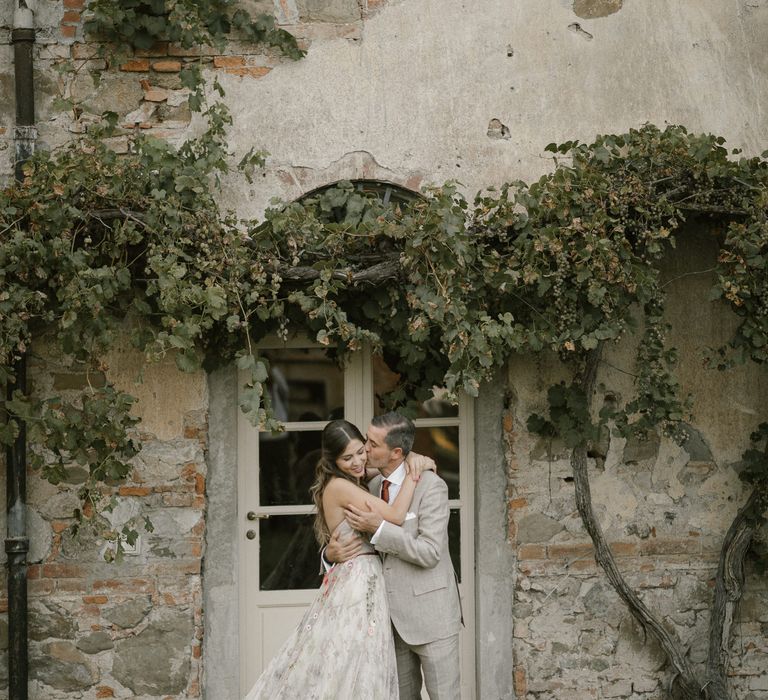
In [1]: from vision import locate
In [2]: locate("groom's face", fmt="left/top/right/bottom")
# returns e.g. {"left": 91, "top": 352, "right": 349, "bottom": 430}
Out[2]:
{"left": 365, "top": 424, "right": 393, "bottom": 472}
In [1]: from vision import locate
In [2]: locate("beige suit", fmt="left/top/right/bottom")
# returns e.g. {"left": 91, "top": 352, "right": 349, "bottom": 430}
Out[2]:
{"left": 369, "top": 471, "right": 462, "bottom": 699}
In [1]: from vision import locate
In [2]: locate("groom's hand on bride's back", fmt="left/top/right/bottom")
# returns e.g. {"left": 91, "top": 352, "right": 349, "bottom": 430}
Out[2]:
{"left": 325, "top": 529, "right": 364, "bottom": 564}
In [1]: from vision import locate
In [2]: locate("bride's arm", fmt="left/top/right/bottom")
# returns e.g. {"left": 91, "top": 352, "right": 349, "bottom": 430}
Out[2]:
{"left": 325, "top": 477, "right": 416, "bottom": 525}
{"left": 363, "top": 452, "right": 435, "bottom": 483}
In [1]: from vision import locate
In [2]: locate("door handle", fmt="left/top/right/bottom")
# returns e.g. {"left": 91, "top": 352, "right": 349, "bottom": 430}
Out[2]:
{"left": 247, "top": 511, "right": 270, "bottom": 521}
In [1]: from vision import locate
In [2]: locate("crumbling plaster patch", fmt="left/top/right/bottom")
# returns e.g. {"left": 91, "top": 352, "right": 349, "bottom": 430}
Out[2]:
{"left": 572, "top": 0, "right": 623, "bottom": 19}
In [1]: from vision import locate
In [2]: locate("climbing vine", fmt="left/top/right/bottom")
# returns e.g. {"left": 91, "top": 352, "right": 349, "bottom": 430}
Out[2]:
{"left": 85, "top": 0, "right": 303, "bottom": 58}
{"left": 2, "top": 3, "right": 768, "bottom": 695}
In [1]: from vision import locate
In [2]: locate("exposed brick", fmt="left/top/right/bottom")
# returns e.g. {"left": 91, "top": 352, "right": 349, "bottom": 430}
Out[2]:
{"left": 120, "top": 59, "right": 151, "bottom": 72}
{"left": 548, "top": 542, "right": 594, "bottom": 559}
{"left": 83, "top": 595, "right": 109, "bottom": 604}
{"left": 213, "top": 55, "right": 246, "bottom": 68}
{"left": 640, "top": 538, "right": 701, "bottom": 556}
{"left": 64, "top": 0, "right": 84, "bottom": 7}
{"left": 518, "top": 544, "right": 547, "bottom": 560}
{"left": 119, "top": 486, "right": 151, "bottom": 497}
{"left": 152, "top": 60, "right": 183, "bottom": 72}
{"left": 52, "top": 520, "right": 71, "bottom": 533}
{"left": 55, "top": 578, "right": 87, "bottom": 593}
{"left": 611, "top": 541, "right": 639, "bottom": 556}
{"left": 42, "top": 563, "right": 86, "bottom": 578}
{"left": 62, "top": 10, "right": 81, "bottom": 23}
{"left": 568, "top": 558, "right": 596, "bottom": 571}
{"left": 514, "top": 666, "right": 527, "bottom": 696}
{"left": 29, "top": 580, "right": 55, "bottom": 596}
{"left": 61, "top": 25, "right": 77, "bottom": 39}
{"left": 223, "top": 66, "right": 272, "bottom": 78}
{"left": 92, "top": 578, "right": 155, "bottom": 593}
{"left": 96, "top": 686, "right": 115, "bottom": 698}
{"left": 194, "top": 473, "right": 205, "bottom": 494}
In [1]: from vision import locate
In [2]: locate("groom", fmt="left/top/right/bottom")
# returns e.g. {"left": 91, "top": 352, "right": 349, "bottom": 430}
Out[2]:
{"left": 326, "top": 411, "right": 462, "bottom": 700}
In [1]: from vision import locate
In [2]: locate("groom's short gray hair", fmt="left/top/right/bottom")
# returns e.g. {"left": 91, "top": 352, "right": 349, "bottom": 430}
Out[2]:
{"left": 371, "top": 412, "right": 415, "bottom": 456}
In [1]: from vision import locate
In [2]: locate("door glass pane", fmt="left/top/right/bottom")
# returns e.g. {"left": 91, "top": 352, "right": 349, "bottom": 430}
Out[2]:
{"left": 414, "top": 426, "right": 459, "bottom": 499}
{"left": 262, "top": 348, "right": 345, "bottom": 422}
{"left": 260, "top": 430, "right": 322, "bottom": 506}
{"left": 449, "top": 508, "right": 461, "bottom": 582}
{"left": 372, "top": 354, "right": 458, "bottom": 418}
{"left": 260, "top": 515, "right": 321, "bottom": 590}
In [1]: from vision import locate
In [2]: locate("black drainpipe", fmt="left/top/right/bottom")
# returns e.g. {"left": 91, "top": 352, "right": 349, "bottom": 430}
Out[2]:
{"left": 7, "top": 2, "right": 36, "bottom": 698}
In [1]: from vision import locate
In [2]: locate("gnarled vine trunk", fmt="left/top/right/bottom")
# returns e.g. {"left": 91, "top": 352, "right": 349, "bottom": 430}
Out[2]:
{"left": 569, "top": 346, "right": 761, "bottom": 699}
{"left": 705, "top": 488, "right": 765, "bottom": 699}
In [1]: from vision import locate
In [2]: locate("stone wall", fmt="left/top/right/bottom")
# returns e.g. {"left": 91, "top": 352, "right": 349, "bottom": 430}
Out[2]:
{"left": 504, "top": 231, "right": 768, "bottom": 699}
{"left": 0, "top": 344, "right": 208, "bottom": 699}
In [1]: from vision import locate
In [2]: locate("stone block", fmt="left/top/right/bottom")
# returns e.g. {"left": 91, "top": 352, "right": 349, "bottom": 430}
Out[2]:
{"left": 517, "top": 513, "right": 564, "bottom": 543}
{"left": 31, "top": 641, "right": 97, "bottom": 691}
{"left": 297, "top": 0, "right": 362, "bottom": 23}
{"left": 76, "top": 631, "right": 114, "bottom": 654}
{"left": 29, "top": 601, "right": 77, "bottom": 641}
{"left": 111, "top": 608, "right": 193, "bottom": 695}
{"left": 103, "top": 597, "right": 152, "bottom": 629}
{"left": 603, "top": 679, "right": 632, "bottom": 697}
{"left": 70, "top": 71, "right": 144, "bottom": 117}
{"left": 633, "top": 677, "right": 659, "bottom": 693}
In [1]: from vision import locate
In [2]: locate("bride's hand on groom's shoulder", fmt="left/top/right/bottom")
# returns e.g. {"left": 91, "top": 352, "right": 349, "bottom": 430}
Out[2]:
{"left": 405, "top": 452, "right": 437, "bottom": 481}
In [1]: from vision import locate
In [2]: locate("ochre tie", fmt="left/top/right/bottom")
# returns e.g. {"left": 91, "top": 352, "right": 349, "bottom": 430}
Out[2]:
{"left": 380, "top": 479, "right": 391, "bottom": 503}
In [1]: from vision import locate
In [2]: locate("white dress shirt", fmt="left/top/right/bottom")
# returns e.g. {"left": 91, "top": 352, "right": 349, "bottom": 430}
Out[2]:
{"left": 370, "top": 462, "right": 406, "bottom": 545}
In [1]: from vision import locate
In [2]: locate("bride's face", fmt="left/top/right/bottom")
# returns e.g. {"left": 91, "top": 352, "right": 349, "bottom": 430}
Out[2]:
{"left": 336, "top": 438, "right": 367, "bottom": 479}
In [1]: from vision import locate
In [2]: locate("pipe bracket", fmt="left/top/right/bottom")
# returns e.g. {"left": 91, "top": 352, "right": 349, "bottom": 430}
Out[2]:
{"left": 5, "top": 537, "right": 30, "bottom": 555}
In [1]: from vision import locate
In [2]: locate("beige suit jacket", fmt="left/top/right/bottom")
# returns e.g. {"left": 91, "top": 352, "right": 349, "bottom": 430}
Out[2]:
{"left": 369, "top": 470, "right": 462, "bottom": 646}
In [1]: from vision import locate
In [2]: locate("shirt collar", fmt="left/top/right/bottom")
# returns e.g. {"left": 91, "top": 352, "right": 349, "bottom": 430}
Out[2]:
{"left": 385, "top": 462, "right": 406, "bottom": 485}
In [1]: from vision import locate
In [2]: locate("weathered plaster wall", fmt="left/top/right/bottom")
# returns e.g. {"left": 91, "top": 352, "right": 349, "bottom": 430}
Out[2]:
{"left": 218, "top": 0, "right": 768, "bottom": 218}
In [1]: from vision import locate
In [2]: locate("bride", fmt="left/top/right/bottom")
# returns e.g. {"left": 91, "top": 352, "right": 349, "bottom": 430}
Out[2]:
{"left": 245, "top": 418, "right": 429, "bottom": 699}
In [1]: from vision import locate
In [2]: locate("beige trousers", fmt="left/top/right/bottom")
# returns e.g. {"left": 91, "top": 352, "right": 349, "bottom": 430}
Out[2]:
{"left": 393, "top": 627, "right": 461, "bottom": 700}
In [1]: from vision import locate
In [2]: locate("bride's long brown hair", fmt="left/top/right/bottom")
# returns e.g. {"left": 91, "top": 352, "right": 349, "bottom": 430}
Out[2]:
{"left": 310, "top": 419, "right": 365, "bottom": 546}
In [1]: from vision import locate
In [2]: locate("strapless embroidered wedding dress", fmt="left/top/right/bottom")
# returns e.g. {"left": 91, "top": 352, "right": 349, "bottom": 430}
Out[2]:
{"left": 244, "top": 521, "right": 398, "bottom": 699}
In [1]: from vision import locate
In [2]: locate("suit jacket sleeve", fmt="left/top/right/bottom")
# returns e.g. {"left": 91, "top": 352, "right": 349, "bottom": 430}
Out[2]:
{"left": 373, "top": 474, "right": 448, "bottom": 569}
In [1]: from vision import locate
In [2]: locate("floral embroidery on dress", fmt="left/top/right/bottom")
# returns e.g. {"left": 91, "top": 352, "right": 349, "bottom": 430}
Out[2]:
{"left": 245, "top": 550, "right": 398, "bottom": 700}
